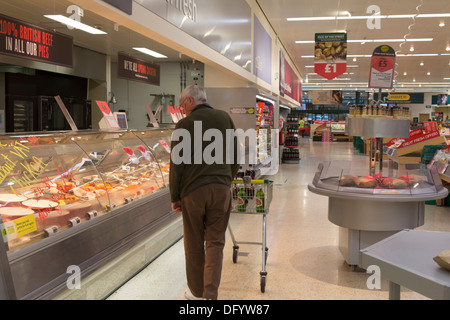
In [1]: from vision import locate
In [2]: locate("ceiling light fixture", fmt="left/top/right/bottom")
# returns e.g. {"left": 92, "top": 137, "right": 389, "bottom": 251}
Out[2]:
{"left": 287, "top": 13, "right": 450, "bottom": 22}
{"left": 133, "top": 47, "right": 168, "bottom": 58}
{"left": 44, "top": 15, "right": 107, "bottom": 35}
{"left": 295, "top": 38, "right": 433, "bottom": 44}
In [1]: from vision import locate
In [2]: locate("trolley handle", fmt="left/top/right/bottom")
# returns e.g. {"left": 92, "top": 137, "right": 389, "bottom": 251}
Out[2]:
{"left": 233, "top": 178, "right": 271, "bottom": 184}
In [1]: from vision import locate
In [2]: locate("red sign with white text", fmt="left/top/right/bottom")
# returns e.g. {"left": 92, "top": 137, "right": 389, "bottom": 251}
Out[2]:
{"left": 314, "top": 62, "right": 347, "bottom": 81}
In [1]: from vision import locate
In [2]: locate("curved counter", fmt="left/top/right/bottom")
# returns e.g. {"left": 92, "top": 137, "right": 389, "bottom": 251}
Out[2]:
{"left": 308, "top": 161, "right": 448, "bottom": 268}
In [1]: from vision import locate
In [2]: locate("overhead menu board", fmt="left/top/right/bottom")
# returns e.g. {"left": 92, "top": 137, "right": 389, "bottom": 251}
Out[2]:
{"left": 0, "top": 13, "right": 73, "bottom": 67}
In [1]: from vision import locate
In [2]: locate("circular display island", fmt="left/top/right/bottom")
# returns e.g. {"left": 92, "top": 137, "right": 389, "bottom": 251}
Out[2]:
{"left": 308, "top": 160, "right": 448, "bottom": 269}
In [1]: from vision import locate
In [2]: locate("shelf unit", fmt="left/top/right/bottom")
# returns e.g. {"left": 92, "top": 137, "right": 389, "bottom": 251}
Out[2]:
{"left": 282, "top": 114, "right": 300, "bottom": 163}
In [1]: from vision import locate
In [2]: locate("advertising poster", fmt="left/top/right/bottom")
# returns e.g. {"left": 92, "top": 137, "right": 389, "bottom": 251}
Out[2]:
{"left": 369, "top": 45, "right": 396, "bottom": 89}
{"left": 118, "top": 53, "right": 160, "bottom": 86}
{"left": 279, "top": 50, "right": 301, "bottom": 102}
{"left": 314, "top": 33, "right": 347, "bottom": 80}
{"left": 0, "top": 13, "right": 73, "bottom": 67}
{"left": 311, "top": 90, "right": 342, "bottom": 105}
{"left": 253, "top": 15, "right": 272, "bottom": 84}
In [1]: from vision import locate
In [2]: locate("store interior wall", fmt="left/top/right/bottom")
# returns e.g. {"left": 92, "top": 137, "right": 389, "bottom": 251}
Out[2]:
{"left": 110, "top": 61, "right": 204, "bottom": 129}
{"left": 405, "top": 92, "right": 450, "bottom": 121}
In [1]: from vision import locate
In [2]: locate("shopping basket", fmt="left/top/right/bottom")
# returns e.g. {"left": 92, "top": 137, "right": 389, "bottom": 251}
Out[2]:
{"left": 228, "top": 177, "right": 273, "bottom": 293}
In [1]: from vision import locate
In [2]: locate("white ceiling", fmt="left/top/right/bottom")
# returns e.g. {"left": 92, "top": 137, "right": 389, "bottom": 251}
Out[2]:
{"left": 1, "top": 0, "right": 449, "bottom": 93}
{"left": 257, "top": 0, "right": 450, "bottom": 92}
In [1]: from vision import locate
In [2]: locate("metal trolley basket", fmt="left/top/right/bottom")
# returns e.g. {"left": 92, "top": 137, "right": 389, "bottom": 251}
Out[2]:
{"left": 228, "top": 177, "right": 273, "bottom": 293}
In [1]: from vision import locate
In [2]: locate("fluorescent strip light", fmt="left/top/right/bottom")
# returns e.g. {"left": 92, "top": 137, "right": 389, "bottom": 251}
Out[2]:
{"left": 133, "top": 47, "right": 168, "bottom": 58}
{"left": 288, "top": 13, "right": 450, "bottom": 22}
{"left": 296, "top": 38, "right": 433, "bottom": 44}
{"left": 44, "top": 15, "right": 107, "bottom": 35}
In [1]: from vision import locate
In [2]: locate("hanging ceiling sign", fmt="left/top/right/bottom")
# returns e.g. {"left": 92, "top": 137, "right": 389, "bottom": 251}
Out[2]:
{"left": 368, "top": 45, "right": 396, "bottom": 89}
{"left": 102, "top": 0, "right": 132, "bottom": 15}
{"left": 118, "top": 53, "right": 160, "bottom": 86}
{"left": 314, "top": 33, "right": 347, "bottom": 80}
{"left": 0, "top": 13, "right": 73, "bottom": 67}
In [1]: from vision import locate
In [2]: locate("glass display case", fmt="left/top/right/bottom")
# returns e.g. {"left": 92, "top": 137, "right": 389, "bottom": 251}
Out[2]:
{"left": 312, "top": 160, "right": 445, "bottom": 198}
{"left": 309, "top": 159, "right": 448, "bottom": 268}
{"left": 0, "top": 129, "right": 171, "bottom": 254}
{"left": 0, "top": 128, "right": 176, "bottom": 299}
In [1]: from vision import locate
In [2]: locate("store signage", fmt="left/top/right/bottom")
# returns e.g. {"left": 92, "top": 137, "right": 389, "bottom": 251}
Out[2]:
{"left": 137, "top": 0, "right": 252, "bottom": 71}
{"left": 166, "top": 0, "right": 198, "bottom": 22}
{"left": 118, "top": 53, "right": 160, "bottom": 86}
{"left": 311, "top": 90, "right": 342, "bottom": 105}
{"left": 102, "top": 0, "right": 132, "bottom": 15}
{"left": 256, "top": 102, "right": 265, "bottom": 132}
{"left": 280, "top": 50, "right": 301, "bottom": 102}
{"left": 230, "top": 107, "right": 255, "bottom": 114}
{"left": 374, "top": 92, "right": 424, "bottom": 104}
{"left": 167, "top": 106, "right": 179, "bottom": 123}
{"left": 0, "top": 13, "right": 73, "bottom": 67}
{"left": 253, "top": 15, "right": 272, "bottom": 84}
{"left": 369, "top": 45, "right": 396, "bottom": 89}
{"left": 314, "top": 33, "right": 347, "bottom": 80}
{"left": 96, "top": 101, "right": 120, "bottom": 129}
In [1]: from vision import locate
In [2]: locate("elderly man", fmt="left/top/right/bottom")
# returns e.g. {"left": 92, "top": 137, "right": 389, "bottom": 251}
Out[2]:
{"left": 169, "top": 85, "right": 240, "bottom": 300}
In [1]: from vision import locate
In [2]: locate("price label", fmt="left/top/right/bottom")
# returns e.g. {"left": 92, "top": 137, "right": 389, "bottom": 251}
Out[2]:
{"left": 315, "top": 62, "right": 347, "bottom": 80}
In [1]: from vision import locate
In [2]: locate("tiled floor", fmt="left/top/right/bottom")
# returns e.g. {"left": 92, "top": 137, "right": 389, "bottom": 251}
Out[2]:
{"left": 107, "top": 139, "right": 450, "bottom": 300}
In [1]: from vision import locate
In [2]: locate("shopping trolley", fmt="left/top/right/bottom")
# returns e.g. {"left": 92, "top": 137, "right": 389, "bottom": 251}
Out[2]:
{"left": 228, "top": 177, "right": 273, "bottom": 293}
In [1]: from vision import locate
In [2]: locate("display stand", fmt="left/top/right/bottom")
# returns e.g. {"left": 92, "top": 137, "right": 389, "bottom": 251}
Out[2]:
{"left": 385, "top": 134, "right": 446, "bottom": 170}
{"left": 282, "top": 114, "right": 300, "bottom": 163}
{"left": 309, "top": 117, "right": 448, "bottom": 268}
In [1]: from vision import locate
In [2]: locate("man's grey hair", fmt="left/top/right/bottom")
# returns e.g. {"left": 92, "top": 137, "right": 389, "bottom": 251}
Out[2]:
{"left": 181, "top": 85, "right": 207, "bottom": 103}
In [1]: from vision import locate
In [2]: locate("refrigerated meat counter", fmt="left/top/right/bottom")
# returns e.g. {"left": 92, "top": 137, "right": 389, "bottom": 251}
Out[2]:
{"left": 0, "top": 128, "right": 179, "bottom": 299}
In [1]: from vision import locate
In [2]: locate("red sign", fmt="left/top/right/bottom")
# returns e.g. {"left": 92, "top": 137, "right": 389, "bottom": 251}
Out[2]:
{"left": 167, "top": 106, "right": 179, "bottom": 123}
{"left": 256, "top": 102, "right": 265, "bottom": 130}
{"left": 424, "top": 121, "right": 438, "bottom": 133}
{"left": 314, "top": 62, "right": 347, "bottom": 80}
{"left": 314, "top": 33, "right": 347, "bottom": 80}
{"left": 369, "top": 45, "right": 396, "bottom": 89}
{"left": 398, "top": 130, "right": 440, "bottom": 149}
{"left": 386, "top": 129, "right": 423, "bottom": 147}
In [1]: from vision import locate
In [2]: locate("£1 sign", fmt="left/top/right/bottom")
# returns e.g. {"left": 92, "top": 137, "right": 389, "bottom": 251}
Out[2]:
{"left": 315, "top": 62, "right": 347, "bottom": 80}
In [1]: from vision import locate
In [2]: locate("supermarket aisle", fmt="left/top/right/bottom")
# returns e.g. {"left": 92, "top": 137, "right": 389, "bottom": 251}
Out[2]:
{"left": 107, "top": 139, "right": 450, "bottom": 300}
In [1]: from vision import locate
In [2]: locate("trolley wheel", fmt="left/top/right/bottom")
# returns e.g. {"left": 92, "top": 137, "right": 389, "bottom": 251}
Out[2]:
{"left": 232, "top": 246, "right": 239, "bottom": 264}
{"left": 260, "top": 272, "right": 267, "bottom": 293}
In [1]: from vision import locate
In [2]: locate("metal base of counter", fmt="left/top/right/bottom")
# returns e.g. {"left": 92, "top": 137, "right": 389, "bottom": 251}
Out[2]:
{"left": 329, "top": 197, "right": 425, "bottom": 268}
{"left": 8, "top": 188, "right": 181, "bottom": 300}
{"left": 53, "top": 215, "right": 183, "bottom": 300}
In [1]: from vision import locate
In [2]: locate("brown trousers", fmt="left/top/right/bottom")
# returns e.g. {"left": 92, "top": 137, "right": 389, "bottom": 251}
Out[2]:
{"left": 181, "top": 183, "right": 232, "bottom": 300}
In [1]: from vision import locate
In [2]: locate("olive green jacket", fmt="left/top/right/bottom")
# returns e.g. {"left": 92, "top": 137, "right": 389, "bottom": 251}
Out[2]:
{"left": 169, "top": 104, "right": 240, "bottom": 202}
